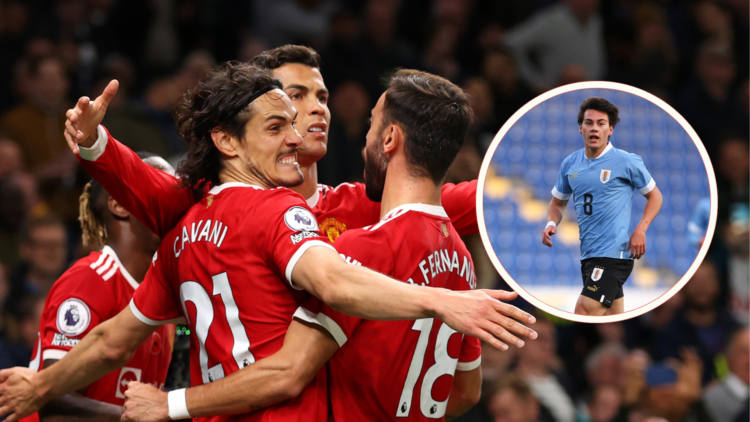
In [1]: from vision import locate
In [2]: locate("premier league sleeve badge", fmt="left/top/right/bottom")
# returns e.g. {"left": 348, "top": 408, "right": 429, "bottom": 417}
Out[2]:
{"left": 56, "top": 298, "right": 92, "bottom": 336}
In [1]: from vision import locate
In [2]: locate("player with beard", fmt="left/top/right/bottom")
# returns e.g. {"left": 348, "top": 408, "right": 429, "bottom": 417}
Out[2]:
{"left": 19, "top": 153, "right": 175, "bottom": 422}
{"left": 63, "top": 45, "right": 477, "bottom": 245}
{"left": 119, "top": 70, "right": 529, "bottom": 422}
{"left": 542, "top": 97, "right": 663, "bottom": 316}
{"left": 0, "top": 64, "right": 535, "bottom": 422}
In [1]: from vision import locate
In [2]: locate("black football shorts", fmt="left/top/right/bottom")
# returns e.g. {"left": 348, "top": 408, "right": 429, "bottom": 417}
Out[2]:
{"left": 579, "top": 257, "right": 634, "bottom": 308}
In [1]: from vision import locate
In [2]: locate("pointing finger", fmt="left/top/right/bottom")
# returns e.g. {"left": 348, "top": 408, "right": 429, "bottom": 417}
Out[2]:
{"left": 98, "top": 80, "right": 119, "bottom": 107}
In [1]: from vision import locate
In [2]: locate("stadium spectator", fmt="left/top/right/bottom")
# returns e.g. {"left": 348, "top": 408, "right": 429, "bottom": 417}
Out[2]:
{"left": 514, "top": 318, "right": 576, "bottom": 422}
{"left": 703, "top": 328, "right": 750, "bottom": 422}
{"left": 580, "top": 385, "right": 621, "bottom": 422}
{"left": 504, "top": 0, "right": 605, "bottom": 92}
{"left": 485, "top": 374, "right": 552, "bottom": 422}
{"left": 463, "top": 77, "right": 499, "bottom": 155}
{"left": 251, "top": 0, "right": 339, "bottom": 48}
{"left": 7, "top": 215, "right": 68, "bottom": 315}
{"left": 317, "top": 80, "right": 370, "bottom": 186}
{"left": 0, "top": 137, "right": 23, "bottom": 177}
{"left": 652, "top": 259, "right": 740, "bottom": 383}
{"left": 585, "top": 343, "right": 627, "bottom": 391}
{"left": 0, "top": 54, "right": 70, "bottom": 171}
{"left": 479, "top": 48, "right": 534, "bottom": 140}
{"left": 0, "top": 293, "right": 44, "bottom": 370}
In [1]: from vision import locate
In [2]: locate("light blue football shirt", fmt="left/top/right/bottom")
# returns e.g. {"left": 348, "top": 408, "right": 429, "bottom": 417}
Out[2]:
{"left": 552, "top": 143, "right": 655, "bottom": 260}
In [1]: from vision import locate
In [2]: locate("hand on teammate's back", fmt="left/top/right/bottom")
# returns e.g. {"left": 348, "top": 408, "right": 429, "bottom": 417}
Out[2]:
{"left": 63, "top": 79, "right": 119, "bottom": 153}
{"left": 0, "top": 366, "right": 45, "bottom": 421}
{"left": 438, "top": 289, "right": 537, "bottom": 351}
{"left": 542, "top": 225, "right": 556, "bottom": 247}
{"left": 121, "top": 382, "right": 169, "bottom": 422}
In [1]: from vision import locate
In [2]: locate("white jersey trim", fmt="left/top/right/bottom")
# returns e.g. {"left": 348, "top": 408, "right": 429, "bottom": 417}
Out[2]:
{"left": 29, "top": 334, "right": 41, "bottom": 371}
{"left": 638, "top": 178, "right": 656, "bottom": 195}
{"left": 456, "top": 356, "right": 482, "bottom": 372}
{"left": 588, "top": 142, "right": 614, "bottom": 160}
{"left": 551, "top": 187, "right": 572, "bottom": 200}
{"left": 101, "top": 246, "right": 139, "bottom": 289}
{"left": 371, "top": 203, "right": 448, "bottom": 232}
{"left": 285, "top": 241, "right": 336, "bottom": 290}
{"left": 306, "top": 189, "right": 320, "bottom": 208}
{"left": 129, "top": 299, "right": 186, "bottom": 326}
{"left": 293, "top": 307, "right": 347, "bottom": 347}
{"left": 78, "top": 125, "right": 108, "bottom": 161}
{"left": 208, "top": 182, "right": 264, "bottom": 195}
{"left": 42, "top": 349, "right": 69, "bottom": 361}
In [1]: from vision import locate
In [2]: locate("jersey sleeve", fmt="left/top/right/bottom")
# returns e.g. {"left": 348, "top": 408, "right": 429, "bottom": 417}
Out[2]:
{"left": 456, "top": 336, "right": 482, "bottom": 371}
{"left": 37, "top": 267, "right": 113, "bottom": 362}
{"left": 552, "top": 159, "right": 572, "bottom": 200}
{"left": 628, "top": 154, "right": 656, "bottom": 195}
{"left": 293, "top": 230, "right": 392, "bottom": 347}
{"left": 130, "top": 247, "right": 186, "bottom": 326}
{"left": 252, "top": 190, "right": 335, "bottom": 290}
{"left": 78, "top": 125, "right": 196, "bottom": 238}
{"left": 441, "top": 180, "right": 478, "bottom": 236}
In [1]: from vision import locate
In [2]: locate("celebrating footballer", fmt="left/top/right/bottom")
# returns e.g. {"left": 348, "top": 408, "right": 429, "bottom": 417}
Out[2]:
{"left": 542, "top": 97, "right": 663, "bottom": 316}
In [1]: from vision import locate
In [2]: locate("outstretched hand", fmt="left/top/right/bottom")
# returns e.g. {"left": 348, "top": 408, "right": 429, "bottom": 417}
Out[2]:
{"left": 542, "top": 225, "right": 556, "bottom": 247}
{"left": 437, "top": 289, "right": 537, "bottom": 352}
{"left": 64, "top": 79, "right": 119, "bottom": 153}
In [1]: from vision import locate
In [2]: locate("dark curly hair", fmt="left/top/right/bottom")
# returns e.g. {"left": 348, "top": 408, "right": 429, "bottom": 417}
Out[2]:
{"left": 174, "top": 61, "right": 283, "bottom": 199}
{"left": 251, "top": 44, "right": 321, "bottom": 70}
{"left": 577, "top": 97, "right": 620, "bottom": 128}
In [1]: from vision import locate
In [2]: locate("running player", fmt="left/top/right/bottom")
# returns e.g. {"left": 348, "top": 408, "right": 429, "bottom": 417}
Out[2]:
{"left": 542, "top": 97, "right": 663, "bottom": 316}
{"left": 21, "top": 153, "right": 175, "bottom": 422}
{"left": 0, "top": 64, "right": 534, "bottom": 422}
{"left": 64, "top": 45, "right": 477, "bottom": 243}
{"left": 121, "top": 69, "right": 500, "bottom": 422}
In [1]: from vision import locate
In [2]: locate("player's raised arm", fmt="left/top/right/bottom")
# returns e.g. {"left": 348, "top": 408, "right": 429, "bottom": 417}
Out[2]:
{"left": 0, "top": 308, "right": 157, "bottom": 421}
{"left": 122, "top": 319, "right": 338, "bottom": 421}
{"left": 64, "top": 79, "right": 195, "bottom": 238}
{"left": 627, "top": 186, "right": 663, "bottom": 259}
{"left": 291, "top": 245, "right": 537, "bottom": 351}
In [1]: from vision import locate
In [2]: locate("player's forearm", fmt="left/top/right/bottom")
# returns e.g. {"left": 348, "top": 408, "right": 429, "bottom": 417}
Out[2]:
{"left": 37, "top": 321, "right": 134, "bottom": 402}
{"left": 546, "top": 198, "right": 567, "bottom": 225}
{"left": 636, "top": 189, "right": 663, "bottom": 231}
{"left": 446, "top": 368, "right": 481, "bottom": 418}
{"left": 184, "top": 321, "right": 334, "bottom": 417}
{"left": 39, "top": 394, "right": 122, "bottom": 422}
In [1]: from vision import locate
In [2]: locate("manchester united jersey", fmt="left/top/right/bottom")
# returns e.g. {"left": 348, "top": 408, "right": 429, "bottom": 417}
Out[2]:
{"left": 295, "top": 204, "right": 482, "bottom": 421}
{"left": 130, "top": 183, "right": 334, "bottom": 422}
{"left": 77, "top": 126, "right": 478, "bottom": 240}
{"left": 28, "top": 246, "right": 174, "bottom": 406}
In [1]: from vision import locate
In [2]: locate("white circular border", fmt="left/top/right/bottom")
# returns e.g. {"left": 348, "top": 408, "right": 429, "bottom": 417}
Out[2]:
{"left": 476, "top": 81, "right": 718, "bottom": 323}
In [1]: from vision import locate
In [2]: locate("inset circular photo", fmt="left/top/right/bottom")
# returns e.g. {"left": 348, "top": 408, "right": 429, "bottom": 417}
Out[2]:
{"left": 477, "top": 82, "right": 718, "bottom": 323}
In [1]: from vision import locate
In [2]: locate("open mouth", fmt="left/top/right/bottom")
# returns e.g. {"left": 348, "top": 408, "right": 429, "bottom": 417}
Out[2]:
{"left": 307, "top": 122, "right": 327, "bottom": 134}
{"left": 277, "top": 152, "right": 297, "bottom": 165}
{"left": 589, "top": 135, "right": 600, "bottom": 141}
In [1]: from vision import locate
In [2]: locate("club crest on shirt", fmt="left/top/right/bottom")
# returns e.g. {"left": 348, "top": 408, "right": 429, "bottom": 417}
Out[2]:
{"left": 56, "top": 298, "right": 91, "bottom": 336}
{"left": 283, "top": 207, "right": 319, "bottom": 232}
{"left": 320, "top": 218, "right": 347, "bottom": 243}
{"left": 600, "top": 168, "right": 612, "bottom": 184}
{"left": 591, "top": 267, "right": 605, "bottom": 281}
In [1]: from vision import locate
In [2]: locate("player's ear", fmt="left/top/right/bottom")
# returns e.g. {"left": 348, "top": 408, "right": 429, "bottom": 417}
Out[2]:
{"left": 211, "top": 128, "right": 238, "bottom": 158}
{"left": 579, "top": 125, "right": 583, "bottom": 135}
{"left": 383, "top": 124, "right": 401, "bottom": 155}
{"left": 608, "top": 125, "right": 614, "bottom": 136}
{"left": 108, "top": 197, "right": 130, "bottom": 219}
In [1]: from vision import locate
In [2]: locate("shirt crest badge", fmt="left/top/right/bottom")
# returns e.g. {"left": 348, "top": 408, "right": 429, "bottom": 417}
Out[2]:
{"left": 441, "top": 223, "right": 449, "bottom": 237}
{"left": 600, "top": 168, "right": 612, "bottom": 184}
{"left": 319, "top": 218, "right": 347, "bottom": 243}
{"left": 591, "top": 266, "right": 604, "bottom": 281}
{"left": 206, "top": 195, "right": 214, "bottom": 209}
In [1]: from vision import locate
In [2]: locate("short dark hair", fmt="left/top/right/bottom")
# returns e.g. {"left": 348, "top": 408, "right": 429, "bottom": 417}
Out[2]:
{"left": 174, "top": 62, "right": 282, "bottom": 199}
{"left": 486, "top": 374, "right": 536, "bottom": 402}
{"left": 577, "top": 97, "right": 620, "bottom": 128}
{"left": 380, "top": 69, "right": 472, "bottom": 184}
{"left": 252, "top": 45, "right": 321, "bottom": 70}
{"left": 20, "top": 214, "right": 65, "bottom": 244}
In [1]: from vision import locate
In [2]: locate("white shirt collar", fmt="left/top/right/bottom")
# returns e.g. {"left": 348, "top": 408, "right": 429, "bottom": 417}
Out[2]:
{"left": 208, "top": 182, "right": 264, "bottom": 195}
{"left": 588, "top": 142, "right": 614, "bottom": 160}
{"left": 306, "top": 188, "right": 320, "bottom": 208}
{"left": 383, "top": 203, "right": 448, "bottom": 220}
{"left": 724, "top": 373, "right": 750, "bottom": 399}
{"left": 101, "top": 245, "right": 139, "bottom": 290}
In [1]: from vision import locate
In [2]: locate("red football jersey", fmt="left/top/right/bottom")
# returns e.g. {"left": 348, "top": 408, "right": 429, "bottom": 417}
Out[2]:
{"left": 295, "top": 204, "right": 482, "bottom": 421}
{"left": 78, "top": 127, "right": 478, "bottom": 240}
{"left": 130, "top": 183, "right": 333, "bottom": 422}
{"left": 28, "top": 246, "right": 174, "bottom": 406}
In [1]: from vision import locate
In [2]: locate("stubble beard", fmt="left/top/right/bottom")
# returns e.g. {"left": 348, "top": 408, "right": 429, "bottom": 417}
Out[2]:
{"left": 364, "top": 142, "right": 388, "bottom": 202}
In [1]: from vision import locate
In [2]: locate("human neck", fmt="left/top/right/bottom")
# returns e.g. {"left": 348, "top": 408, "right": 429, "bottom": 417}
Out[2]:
{"left": 290, "top": 162, "right": 319, "bottom": 200}
{"left": 378, "top": 158, "right": 441, "bottom": 219}
{"left": 107, "top": 228, "right": 156, "bottom": 283}
{"left": 585, "top": 142, "right": 608, "bottom": 159}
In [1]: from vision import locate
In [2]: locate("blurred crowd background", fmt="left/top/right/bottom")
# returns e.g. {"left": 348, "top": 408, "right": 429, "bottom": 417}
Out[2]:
{"left": 0, "top": 0, "right": 747, "bottom": 421}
